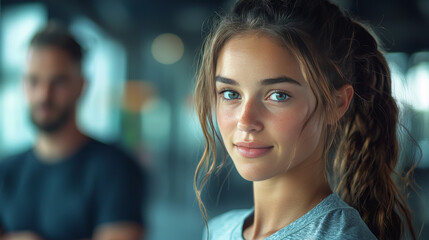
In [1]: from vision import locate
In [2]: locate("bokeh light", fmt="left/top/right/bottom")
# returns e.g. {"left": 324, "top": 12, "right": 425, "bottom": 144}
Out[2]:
{"left": 407, "top": 60, "right": 429, "bottom": 111}
{"left": 151, "top": 33, "right": 184, "bottom": 65}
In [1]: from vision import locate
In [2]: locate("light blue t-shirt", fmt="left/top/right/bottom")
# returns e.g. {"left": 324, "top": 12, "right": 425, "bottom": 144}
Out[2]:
{"left": 204, "top": 194, "right": 377, "bottom": 240}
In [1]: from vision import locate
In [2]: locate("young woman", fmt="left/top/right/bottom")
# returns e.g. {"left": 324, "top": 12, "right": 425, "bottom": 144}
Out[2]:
{"left": 194, "top": 0, "right": 416, "bottom": 239}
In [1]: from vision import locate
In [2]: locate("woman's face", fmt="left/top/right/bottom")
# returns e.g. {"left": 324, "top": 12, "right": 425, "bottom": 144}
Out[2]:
{"left": 215, "top": 33, "right": 325, "bottom": 182}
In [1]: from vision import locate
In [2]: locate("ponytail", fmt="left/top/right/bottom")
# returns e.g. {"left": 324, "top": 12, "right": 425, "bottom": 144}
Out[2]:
{"left": 333, "top": 21, "right": 417, "bottom": 240}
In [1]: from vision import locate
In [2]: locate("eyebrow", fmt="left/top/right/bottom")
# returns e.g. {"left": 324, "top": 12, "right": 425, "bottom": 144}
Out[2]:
{"left": 215, "top": 76, "right": 238, "bottom": 85}
{"left": 215, "top": 76, "right": 301, "bottom": 86}
{"left": 261, "top": 77, "right": 301, "bottom": 86}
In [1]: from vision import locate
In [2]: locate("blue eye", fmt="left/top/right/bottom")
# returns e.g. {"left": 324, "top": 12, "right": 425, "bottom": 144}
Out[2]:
{"left": 222, "top": 90, "right": 241, "bottom": 100}
{"left": 268, "top": 92, "right": 290, "bottom": 102}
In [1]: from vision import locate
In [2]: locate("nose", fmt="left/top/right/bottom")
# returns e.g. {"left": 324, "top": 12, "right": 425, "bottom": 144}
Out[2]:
{"left": 36, "top": 82, "right": 53, "bottom": 102}
{"left": 237, "top": 99, "right": 263, "bottom": 133}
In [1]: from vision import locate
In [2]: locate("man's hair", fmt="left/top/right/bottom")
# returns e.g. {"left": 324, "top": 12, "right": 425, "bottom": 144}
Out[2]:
{"left": 29, "top": 23, "right": 83, "bottom": 65}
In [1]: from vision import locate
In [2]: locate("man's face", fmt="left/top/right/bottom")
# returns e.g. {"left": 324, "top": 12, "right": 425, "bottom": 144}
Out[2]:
{"left": 24, "top": 46, "right": 83, "bottom": 133}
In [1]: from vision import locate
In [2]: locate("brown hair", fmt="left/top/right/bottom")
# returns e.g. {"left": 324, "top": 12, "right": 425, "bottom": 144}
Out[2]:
{"left": 30, "top": 22, "right": 83, "bottom": 66}
{"left": 194, "top": 0, "right": 417, "bottom": 239}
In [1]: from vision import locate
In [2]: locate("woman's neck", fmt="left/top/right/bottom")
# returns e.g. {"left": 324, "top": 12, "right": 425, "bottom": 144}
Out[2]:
{"left": 243, "top": 158, "right": 332, "bottom": 240}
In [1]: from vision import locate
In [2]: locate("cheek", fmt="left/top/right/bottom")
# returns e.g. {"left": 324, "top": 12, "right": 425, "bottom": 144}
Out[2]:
{"left": 56, "top": 89, "right": 70, "bottom": 102}
{"left": 54, "top": 86, "right": 78, "bottom": 104}
{"left": 216, "top": 104, "right": 233, "bottom": 134}
{"left": 25, "top": 87, "right": 43, "bottom": 105}
{"left": 269, "top": 102, "right": 323, "bottom": 159}
{"left": 25, "top": 88, "right": 34, "bottom": 102}
{"left": 269, "top": 105, "right": 310, "bottom": 141}
{"left": 216, "top": 104, "right": 236, "bottom": 137}
{"left": 295, "top": 111, "right": 325, "bottom": 157}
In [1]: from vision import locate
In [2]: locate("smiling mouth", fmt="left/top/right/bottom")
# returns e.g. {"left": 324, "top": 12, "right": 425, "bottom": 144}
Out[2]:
{"left": 234, "top": 142, "right": 273, "bottom": 158}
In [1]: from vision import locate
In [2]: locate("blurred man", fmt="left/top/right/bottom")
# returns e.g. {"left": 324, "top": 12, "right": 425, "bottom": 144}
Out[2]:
{"left": 0, "top": 24, "right": 144, "bottom": 240}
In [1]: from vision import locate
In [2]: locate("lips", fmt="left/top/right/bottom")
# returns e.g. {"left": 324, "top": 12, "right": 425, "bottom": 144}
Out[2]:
{"left": 234, "top": 142, "right": 273, "bottom": 158}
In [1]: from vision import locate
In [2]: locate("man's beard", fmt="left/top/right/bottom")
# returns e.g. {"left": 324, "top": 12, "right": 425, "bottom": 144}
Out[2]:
{"left": 30, "top": 103, "right": 73, "bottom": 133}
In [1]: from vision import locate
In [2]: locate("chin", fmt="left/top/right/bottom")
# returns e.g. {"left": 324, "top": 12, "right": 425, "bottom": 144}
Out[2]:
{"left": 234, "top": 162, "right": 279, "bottom": 182}
{"left": 31, "top": 117, "right": 69, "bottom": 133}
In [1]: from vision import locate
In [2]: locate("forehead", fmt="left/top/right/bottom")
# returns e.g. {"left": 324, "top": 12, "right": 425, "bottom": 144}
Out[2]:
{"left": 26, "top": 46, "right": 78, "bottom": 73}
{"left": 216, "top": 33, "right": 305, "bottom": 84}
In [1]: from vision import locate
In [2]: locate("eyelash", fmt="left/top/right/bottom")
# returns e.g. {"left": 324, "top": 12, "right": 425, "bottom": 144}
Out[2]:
{"left": 218, "top": 88, "right": 240, "bottom": 102}
{"left": 266, "top": 90, "right": 291, "bottom": 102}
{"left": 217, "top": 88, "right": 292, "bottom": 102}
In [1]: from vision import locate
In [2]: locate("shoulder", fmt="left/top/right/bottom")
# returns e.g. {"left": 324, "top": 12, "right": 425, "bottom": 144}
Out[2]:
{"left": 204, "top": 209, "right": 252, "bottom": 239}
{"left": 209, "top": 209, "right": 251, "bottom": 227}
{"left": 313, "top": 207, "right": 376, "bottom": 239}
{"left": 0, "top": 148, "right": 32, "bottom": 163}
{"left": 271, "top": 194, "right": 376, "bottom": 240}
{"left": 0, "top": 149, "right": 32, "bottom": 173}
{"left": 82, "top": 139, "right": 143, "bottom": 184}
{"left": 86, "top": 139, "right": 134, "bottom": 160}
{"left": 297, "top": 194, "right": 377, "bottom": 240}
{"left": 84, "top": 139, "right": 140, "bottom": 170}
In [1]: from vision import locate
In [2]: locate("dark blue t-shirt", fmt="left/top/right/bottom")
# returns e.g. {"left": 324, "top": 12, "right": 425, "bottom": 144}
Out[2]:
{"left": 0, "top": 138, "right": 144, "bottom": 240}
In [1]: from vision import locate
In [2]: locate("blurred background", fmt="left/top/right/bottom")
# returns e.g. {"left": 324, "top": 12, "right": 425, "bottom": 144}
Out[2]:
{"left": 0, "top": 0, "right": 428, "bottom": 239}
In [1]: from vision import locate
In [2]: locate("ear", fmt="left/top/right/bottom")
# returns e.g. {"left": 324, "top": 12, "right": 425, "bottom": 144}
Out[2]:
{"left": 329, "top": 84, "right": 353, "bottom": 124}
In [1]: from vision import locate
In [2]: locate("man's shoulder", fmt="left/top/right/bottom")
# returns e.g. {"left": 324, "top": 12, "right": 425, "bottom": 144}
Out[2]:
{"left": 0, "top": 148, "right": 33, "bottom": 169}
{"left": 82, "top": 138, "right": 142, "bottom": 176}
{"left": 84, "top": 139, "right": 137, "bottom": 164}
{"left": 87, "top": 139, "right": 133, "bottom": 158}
